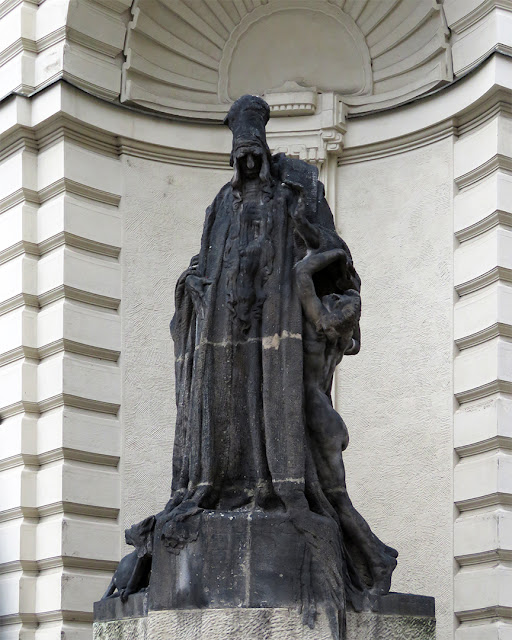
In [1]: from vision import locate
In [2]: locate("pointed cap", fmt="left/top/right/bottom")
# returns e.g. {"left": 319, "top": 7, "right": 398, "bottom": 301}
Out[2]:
{"left": 224, "top": 95, "right": 270, "bottom": 165}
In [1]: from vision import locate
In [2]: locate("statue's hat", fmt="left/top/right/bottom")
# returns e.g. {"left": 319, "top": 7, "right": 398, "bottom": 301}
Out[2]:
{"left": 224, "top": 95, "right": 271, "bottom": 166}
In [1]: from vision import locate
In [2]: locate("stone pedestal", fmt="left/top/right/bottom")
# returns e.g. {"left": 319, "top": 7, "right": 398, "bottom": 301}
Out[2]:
{"left": 94, "top": 510, "right": 435, "bottom": 638}
{"left": 149, "top": 509, "right": 339, "bottom": 611}
{"left": 94, "top": 591, "right": 435, "bottom": 640}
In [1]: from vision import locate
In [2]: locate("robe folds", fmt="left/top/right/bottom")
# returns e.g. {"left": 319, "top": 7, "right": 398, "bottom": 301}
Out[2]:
{"left": 128, "top": 155, "right": 397, "bottom": 630}
{"left": 168, "top": 155, "right": 340, "bottom": 511}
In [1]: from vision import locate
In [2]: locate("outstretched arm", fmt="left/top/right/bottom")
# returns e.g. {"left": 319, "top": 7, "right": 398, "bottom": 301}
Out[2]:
{"left": 295, "top": 249, "right": 348, "bottom": 327}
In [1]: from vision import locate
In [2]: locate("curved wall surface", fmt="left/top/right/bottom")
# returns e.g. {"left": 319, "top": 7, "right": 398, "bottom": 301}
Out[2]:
{"left": 1, "top": 2, "right": 512, "bottom": 640}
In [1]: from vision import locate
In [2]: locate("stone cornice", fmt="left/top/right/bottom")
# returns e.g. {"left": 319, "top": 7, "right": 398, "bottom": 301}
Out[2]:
{"left": 0, "top": 71, "right": 512, "bottom": 171}
{"left": 455, "top": 322, "right": 512, "bottom": 350}
{"left": 455, "top": 434, "right": 512, "bottom": 457}
{"left": 455, "top": 491, "right": 512, "bottom": 511}
{"left": 0, "top": 340, "right": 121, "bottom": 367}
{"left": 455, "top": 154, "right": 512, "bottom": 190}
{"left": 455, "top": 210, "right": 512, "bottom": 243}
{"left": 455, "top": 379, "right": 512, "bottom": 404}
{"left": 0, "top": 394, "right": 121, "bottom": 420}
{"left": 118, "top": 137, "right": 229, "bottom": 169}
{"left": 0, "top": 286, "right": 121, "bottom": 317}
{"left": 455, "top": 266, "right": 512, "bottom": 297}
{"left": 339, "top": 119, "right": 457, "bottom": 165}
{"left": 449, "top": 0, "right": 512, "bottom": 34}
{"left": 0, "top": 446, "right": 120, "bottom": 471}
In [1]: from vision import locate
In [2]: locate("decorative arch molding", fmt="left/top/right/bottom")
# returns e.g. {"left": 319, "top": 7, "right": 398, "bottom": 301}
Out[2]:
{"left": 120, "top": 0, "right": 453, "bottom": 121}
{"left": 217, "top": 0, "right": 373, "bottom": 103}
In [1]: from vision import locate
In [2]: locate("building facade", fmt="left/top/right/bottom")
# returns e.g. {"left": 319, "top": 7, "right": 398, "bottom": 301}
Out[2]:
{"left": 1, "top": 1, "right": 512, "bottom": 638}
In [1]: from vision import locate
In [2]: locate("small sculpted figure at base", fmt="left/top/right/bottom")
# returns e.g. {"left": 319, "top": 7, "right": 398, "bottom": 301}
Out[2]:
{"left": 102, "top": 95, "right": 398, "bottom": 640}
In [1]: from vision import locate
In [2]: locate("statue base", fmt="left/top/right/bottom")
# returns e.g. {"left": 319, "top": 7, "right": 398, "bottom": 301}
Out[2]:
{"left": 149, "top": 509, "right": 337, "bottom": 610}
{"left": 93, "top": 592, "right": 435, "bottom": 640}
{"left": 94, "top": 510, "right": 434, "bottom": 639}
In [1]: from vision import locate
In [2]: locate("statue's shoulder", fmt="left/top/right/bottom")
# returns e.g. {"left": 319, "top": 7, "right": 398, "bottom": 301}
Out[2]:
{"left": 204, "top": 182, "right": 233, "bottom": 220}
{"left": 271, "top": 153, "right": 320, "bottom": 215}
{"left": 271, "top": 153, "right": 319, "bottom": 187}
{"left": 211, "top": 182, "right": 233, "bottom": 206}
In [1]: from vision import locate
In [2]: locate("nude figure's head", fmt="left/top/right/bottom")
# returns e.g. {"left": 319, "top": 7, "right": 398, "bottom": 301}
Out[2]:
{"left": 321, "top": 292, "right": 361, "bottom": 342}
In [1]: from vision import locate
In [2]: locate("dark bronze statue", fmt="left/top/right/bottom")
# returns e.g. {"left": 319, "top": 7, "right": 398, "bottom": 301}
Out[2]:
{"left": 102, "top": 95, "right": 397, "bottom": 639}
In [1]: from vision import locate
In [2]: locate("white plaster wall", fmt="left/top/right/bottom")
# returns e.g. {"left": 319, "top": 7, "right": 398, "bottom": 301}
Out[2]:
{"left": 120, "top": 157, "right": 231, "bottom": 543}
{"left": 336, "top": 139, "right": 454, "bottom": 640}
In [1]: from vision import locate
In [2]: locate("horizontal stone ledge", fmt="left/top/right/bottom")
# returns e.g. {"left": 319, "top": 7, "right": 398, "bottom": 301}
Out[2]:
{"left": 0, "top": 501, "right": 119, "bottom": 523}
{"left": 0, "top": 394, "right": 120, "bottom": 419}
{"left": 0, "top": 506, "right": 39, "bottom": 523}
{"left": 0, "top": 240, "right": 39, "bottom": 266}
{"left": 455, "top": 435, "right": 512, "bottom": 457}
{"left": 456, "top": 605, "right": 512, "bottom": 623}
{"left": 455, "top": 153, "right": 512, "bottom": 191}
{"left": 455, "top": 266, "right": 512, "bottom": 297}
{"left": 0, "top": 287, "right": 121, "bottom": 317}
{"left": 95, "top": 592, "right": 435, "bottom": 623}
{"left": 455, "top": 492, "right": 512, "bottom": 512}
{"left": 39, "top": 232, "right": 121, "bottom": 259}
{"left": 37, "top": 501, "right": 119, "bottom": 520}
{"left": 456, "top": 549, "right": 512, "bottom": 566}
{"left": 0, "top": 446, "right": 121, "bottom": 471}
{"left": 37, "top": 556, "right": 118, "bottom": 572}
{"left": 0, "top": 340, "right": 120, "bottom": 367}
{"left": 94, "top": 599, "right": 435, "bottom": 640}
{"left": 37, "top": 609, "right": 94, "bottom": 624}
{"left": 0, "top": 292, "right": 39, "bottom": 316}
{"left": 38, "top": 286, "right": 121, "bottom": 311}
{"left": 0, "top": 187, "right": 39, "bottom": 215}
{"left": 37, "top": 447, "right": 119, "bottom": 467}
{"left": 0, "top": 178, "right": 121, "bottom": 216}
{"left": 0, "top": 556, "right": 119, "bottom": 575}
{"left": 455, "top": 322, "right": 512, "bottom": 350}
{"left": 119, "top": 138, "right": 230, "bottom": 169}
{"left": 0, "top": 559, "right": 38, "bottom": 575}
{"left": 0, "top": 112, "right": 230, "bottom": 171}
{"left": 0, "top": 234, "right": 121, "bottom": 265}
{"left": 0, "top": 612, "right": 38, "bottom": 627}
{"left": 338, "top": 119, "right": 456, "bottom": 165}
{"left": 455, "top": 210, "right": 512, "bottom": 244}
{"left": 455, "top": 380, "right": 512, "bottom": 404}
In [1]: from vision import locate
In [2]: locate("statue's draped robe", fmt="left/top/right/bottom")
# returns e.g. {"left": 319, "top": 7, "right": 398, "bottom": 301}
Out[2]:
{"left": 136, "top": 156, "right": 395, "bottom": 624}
{"left": 169, "top": 158, "right": 333, "bottom": 513}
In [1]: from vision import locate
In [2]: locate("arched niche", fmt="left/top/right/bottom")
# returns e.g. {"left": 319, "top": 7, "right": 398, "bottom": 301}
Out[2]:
{"left": 218, "top": 3, "right": 372, "bottom": 102}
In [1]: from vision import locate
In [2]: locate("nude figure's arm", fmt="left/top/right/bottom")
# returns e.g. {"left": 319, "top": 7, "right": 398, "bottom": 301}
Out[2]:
{"left": 284, "top": 180, "right": 321, "bottom": 251}
{"left": 295, "top": 249, "right": 348, "bottom": 327}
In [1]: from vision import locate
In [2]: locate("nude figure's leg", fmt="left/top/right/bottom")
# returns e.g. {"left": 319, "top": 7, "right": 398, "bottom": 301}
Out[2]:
{"left": 305, "top": 385, "right": 349, "bottom": 483}
{"left": 306, "top": 387, "right": 397, "bottom": 593}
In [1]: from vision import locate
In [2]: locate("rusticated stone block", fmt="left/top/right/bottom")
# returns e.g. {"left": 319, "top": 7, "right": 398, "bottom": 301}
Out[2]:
{"left": 94, "top": 605, "right": 435, "bottom": 640}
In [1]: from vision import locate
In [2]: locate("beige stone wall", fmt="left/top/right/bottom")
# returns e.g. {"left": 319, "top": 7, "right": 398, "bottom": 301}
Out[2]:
{"left": 120, "top": 158, "right": 231, "bottom": 540}
{"left": 337, "top": 139, "right": 454, "bottom": 640}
